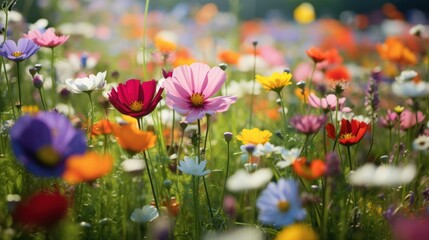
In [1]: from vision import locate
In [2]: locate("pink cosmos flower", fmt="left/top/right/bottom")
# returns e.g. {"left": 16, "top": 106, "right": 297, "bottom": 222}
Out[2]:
{"left": 400, "top": 110, "right": 425, "bottom": 130}
{"left": 290, "top": 114, "right": 327, "bottom": 135}
{"left": 379, "top": 110, "right": 398, "bottom": 129}
{"left": 163, "top": 62, "right": 237, "bottom": 122}
{"left": 24, "top": 28, "right": 70, "bottom": 48}
{"left": 308, "top": 93, "right": 351, "bottom": 112}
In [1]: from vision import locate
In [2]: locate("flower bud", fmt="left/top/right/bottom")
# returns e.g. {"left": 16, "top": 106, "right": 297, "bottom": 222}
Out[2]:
{"left": 32, "top": 74, "right": 44, "bottom": 89}
{"left": 219, "top": 63, "right": 228, "bottom": 71}
{"left": 223, "top": 132, "right": 233, "bottom": 142}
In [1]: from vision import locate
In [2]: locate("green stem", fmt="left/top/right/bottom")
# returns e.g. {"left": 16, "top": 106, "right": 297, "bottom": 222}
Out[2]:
{"left": 192, "top": 176, "right": 201, "bottom": 239}
{"left": 141, "top": 0, "right": 150, "bottom": 80}
{"left": 220, "top": 140, "right": 230, "bottom": 211}
{"left": 322, "top": 177, "right": 332, "bottom": 239}
{"left": 200, "top": 117, "right": 214, "bottom": 223}
{"left": 347, "top": 146, "right": 352, "bottom": 171}
{"left": 38, "top": 88, "right": 47, "bottom": 110}
{"left": 51, "top": 47, "right": 56, "bottom": 95}
{"left": 277, "top": 91, "right": 288, "bottom": 146}
{"left": 248, "top": 43, "right": 257, "bottom": 128}
{"left": 169, "top": 110, "right": 176, "bottom": 154}
{"left": 86, "top": 92, "right": 94, "bottom": 145}
{"left": 143, "top": 151, "right": 159, "bottom": 211}
{"left": 16, "top": 62, "right": 21, "bottom": 116}
{"left": 1, "top": 57, "right": 16, "bottom": 119}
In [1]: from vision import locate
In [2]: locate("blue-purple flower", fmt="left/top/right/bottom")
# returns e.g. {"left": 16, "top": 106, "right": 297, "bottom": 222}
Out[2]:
{"left": 10, "top": 112, "right": 86, "bottom": 177}
{"left": 256, "top": 178, "right": 306, "bottom": 227}
{"left": 0, "top": 38, "right": 40, "bottom": 62}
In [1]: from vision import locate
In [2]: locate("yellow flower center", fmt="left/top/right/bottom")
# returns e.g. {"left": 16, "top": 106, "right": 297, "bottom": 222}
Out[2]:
{"left": 340, "top": 133, "right": 354, "bottom": 140}
{"left": 277, "top": 200, "right": 290, "bottom": 212}
{"left": 35, "top": 146, "right": 60, "bottom": 167}
{"left": 12, "top": 51, "right": 23, "bottom": 57}
{"left": 190, "top": 93, "right": 204, "bottom": 107}
{"left": 129, "top": 101, "right": 143, "bottom": 112}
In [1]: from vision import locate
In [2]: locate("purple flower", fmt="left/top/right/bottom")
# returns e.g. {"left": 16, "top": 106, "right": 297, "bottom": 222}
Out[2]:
{"left": 290, "top": 114, "right": 327, "bottom": 135}
{"left": 256, "top": 178, "right": 306, "bottom": 227}
{"left": 0, "top": 38, "right": 40, "bottom": 62}
{"left": 10, "top": 112, "right": 87, "bottom": 177}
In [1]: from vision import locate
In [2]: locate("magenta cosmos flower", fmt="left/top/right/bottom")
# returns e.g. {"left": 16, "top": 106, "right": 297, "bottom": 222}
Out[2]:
{"left": 0, "top": 38, "right": 40, "bottom": 62}
{"left": 163, "top": 62, "right": 237, "bottom": 122}
{"left": 108, "top": 79, "right": 163, "bottom": 119}
{"left": 290, "top": 114, "right": 327, "bottom": 135}
{"left": 24, "top": 28, "right": 69, "bottom": 48}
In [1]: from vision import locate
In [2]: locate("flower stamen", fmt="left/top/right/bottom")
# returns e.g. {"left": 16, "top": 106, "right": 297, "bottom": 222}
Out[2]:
{"left": 12, "top": 51, "right": 23, "bottom": 57}
{"left": 277, "top": 200, "right": 290, "bottom": 212}
{"left": 36, "top": 146, "right": 60, "bottom": 167}
{"left": 129, "top": 101, "right": 144, "bottom": 112}
{"left": 190, "top": 93, "right": 204, "bottom": 107}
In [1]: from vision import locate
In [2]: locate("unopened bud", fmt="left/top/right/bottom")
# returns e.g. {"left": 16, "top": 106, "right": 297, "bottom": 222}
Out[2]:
{"left": 224, "top": 132, "right": 233, "bottom": 142}
{"left": 32, "top": 74, "right": 44, "bottom": 89}
{"left": 219, "top": 63, "right": 228, "bottom": 71}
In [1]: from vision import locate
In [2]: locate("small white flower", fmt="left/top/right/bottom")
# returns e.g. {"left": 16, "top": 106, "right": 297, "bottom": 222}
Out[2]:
{"left": 130, "top": 205, "right": 159, "bottom": 223}
{"left": 349, "top": 163, "right": 416, "bottom": 187}
{"left": 65, "top": 71, "right": 107, "bottom": 93}
{"left": 254, "top": 142, "right": 276, "bottom": 157}
{"left": 226, "top": 168, "right": 273, "bottom": 192}
{"left": 392, "top": 81, "right": 429, "bottom": 98}
{"left": 409, "top": 24, "right": 426, "bottom": 37}
{"left": 395, "top": 70, "right": 418, "bottom": 82}
{"left": 121, "top": 158, "right": 146, "bottom": 175}
{"left": 54, "top": 103, "right": 75, "bottom": 116}
{"left": 275, "top": 147, "right": 300, "bottom": 169}
{"left": 413, "top": 135, "right": 429, "bottom": 151}
{"left": 177, "top": 156, "right": 210, "bottom": 176}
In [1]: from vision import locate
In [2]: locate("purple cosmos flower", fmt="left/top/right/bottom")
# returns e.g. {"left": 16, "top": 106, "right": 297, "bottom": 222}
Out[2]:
{"left": 163, "top": 62, "right": 237, "bottom": 122}
{"left": 0, "top": 38, "right": 40, "bottom": 62}
{"left": 290, "top": 114, "right": 327, "bottom": 135}
{"left": 256, "top": 178, "right": 306, "bottom": 227}
{"left": 10, "top": 112, "right": 86, "bottom": 177}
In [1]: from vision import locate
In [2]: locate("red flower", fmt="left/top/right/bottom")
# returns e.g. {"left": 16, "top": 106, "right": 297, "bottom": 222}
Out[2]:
{"left": 326, "top": 119, "right": 368, "bottom": 146}
{"left": 292, "top": 157, "right": 326, "bottom": 180}
{"left": 13, "top": 190, "right": 68, "bottom": 229}
{"left": 108, "top": 79, "right": 163, "bottom": 119}
{"left": 306, "top": 47, "right": 327, "bottom": 63}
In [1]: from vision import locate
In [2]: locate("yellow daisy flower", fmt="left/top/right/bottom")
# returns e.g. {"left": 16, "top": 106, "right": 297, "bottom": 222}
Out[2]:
{"left": 256, "top": 72, "right": 293, "bottom": 93}
{"left": 275, "top": 224, "right": 319, "bottom": 240}
{"left": 236, "top": 128, "right": 272, "bottom": 145}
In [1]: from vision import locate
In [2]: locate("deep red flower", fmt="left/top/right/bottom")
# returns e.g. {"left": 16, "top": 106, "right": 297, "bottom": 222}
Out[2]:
{"left": 13, "top": 190, "right": 68, "bottom": 229}
{"left": 326, "top": 119, "right": 368, "bottom": 146}
{"left": 108, "top": 79, "right": 163, "bottom": 119}
{"left": 292, "top": 157, "right": 326, "bottom": 180}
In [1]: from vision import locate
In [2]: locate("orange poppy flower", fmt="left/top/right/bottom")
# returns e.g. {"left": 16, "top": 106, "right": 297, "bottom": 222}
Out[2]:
{"left": 111, "top": 123, "right": 157, "bottom": 153}
{"left": 292, "top": 157, "right": 326, "bottom": 180}
{"left": 306, "top": 47, "right": 327, "bottom": 63}
{"left": 91, "top": 119, "right": 112, "bottom": 136}
{"left": 63, "top": 152, "right": 113, "bottom": 184}
{"left": 155, "top": 37, "right": 177, "bottom": 54}
{"left": 218, "top": 50, "right": 240, "bottom": 65}
{"left": 376, "top": 37, "right": 417, "bottom": 66}
{"left": 326, "top": 65, "right": 351, "bottom": 92}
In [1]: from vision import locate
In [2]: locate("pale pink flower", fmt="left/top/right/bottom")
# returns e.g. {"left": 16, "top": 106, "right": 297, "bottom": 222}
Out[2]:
{"left": 163, "top": 63, "right": 237, "bottom": 122}
{"left": 308, "top": 93, "right": 351, "bottom": 112}
{"left": 400, "top": 110, "right": 425, "bottom": 130}
{"left": 24, "top": 28, "right": 69, "bottom": 48}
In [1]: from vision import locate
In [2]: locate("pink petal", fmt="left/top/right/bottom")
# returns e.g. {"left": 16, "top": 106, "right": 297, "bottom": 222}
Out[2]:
{"left": 202, "top": 66, "right": 226, "bottom": 97}
{"left": 189, "top": 62, "right": 210, "bottom": 94}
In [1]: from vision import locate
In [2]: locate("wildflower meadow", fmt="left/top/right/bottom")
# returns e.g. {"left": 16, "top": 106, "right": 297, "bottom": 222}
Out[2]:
{"left": 1, "top": 0, "right": 429, "bottom": 239}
